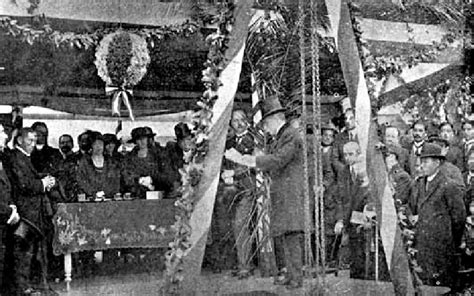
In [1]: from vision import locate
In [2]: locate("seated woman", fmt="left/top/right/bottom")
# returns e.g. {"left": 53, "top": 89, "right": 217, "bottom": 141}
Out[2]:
{"left": 76, "top": 132, "right": 121, "bottom": 198}
{"left": 122, "top": 127, "right": 170, "bottom": 199}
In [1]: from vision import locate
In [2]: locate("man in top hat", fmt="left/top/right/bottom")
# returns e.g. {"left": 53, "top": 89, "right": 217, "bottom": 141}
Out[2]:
{"left": 409, "top": 143, "right": 466, "bottom": 293}
{"left": 225, "top": 95, "right": 305, "bottom": 289}
{"left": 164, "top": 122, "right": 195, "bottom": 196}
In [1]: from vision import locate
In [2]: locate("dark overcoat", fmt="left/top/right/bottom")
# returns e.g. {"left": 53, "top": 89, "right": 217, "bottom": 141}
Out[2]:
{"left": 8, "top": 149, "right": 52, "bottom": 230}
{"left": 76, "top": 155, "right": 121, "bottom": 198}
{"left": 256, "top": 123, "right": 305, "bottom": 237}
{"left": 410, "top": 170, "right": 466, "bottom": 286}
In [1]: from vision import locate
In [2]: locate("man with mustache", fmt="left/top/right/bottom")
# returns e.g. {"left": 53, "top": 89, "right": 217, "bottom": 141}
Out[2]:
{"left": 407, "top": 121, "right": 428, "bottom": 177}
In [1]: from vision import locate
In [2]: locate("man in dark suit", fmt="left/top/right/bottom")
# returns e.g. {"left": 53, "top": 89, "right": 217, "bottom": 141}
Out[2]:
{"left": 410, "top": 143, "right": 466, "bottom": 293}
{"left": 30, "top": 122, "right": 62, "bottom": 176}
{"left": 6, "top": 127, "right": 57, "bottom": 296}
{"left": 226, "top": 96, "right": 305, "bottom": 289}
{"left": 221, "top": 109, "right": 256, "bottom": 278}
{"left": 384, "top": 146, "right": 412, "bottom": 207}
{"left": 334, "top": 141, "right": 390, "bottom": 280}
{"left": 383, "top": 126, "right": 410, "bottom": 173}
{"left": 332, "top": 108, "right": 357, "bottom": 167}
{"left": 406, "top": 121, "right": 428, "bottom": 177}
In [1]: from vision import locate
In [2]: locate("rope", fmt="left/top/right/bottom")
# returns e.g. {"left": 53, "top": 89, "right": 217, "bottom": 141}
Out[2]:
{"left": 310, "top": 0, "right": 325, "bottom": 280}
{"left": 298, "top": 0, "right": 313, "bottom": 270}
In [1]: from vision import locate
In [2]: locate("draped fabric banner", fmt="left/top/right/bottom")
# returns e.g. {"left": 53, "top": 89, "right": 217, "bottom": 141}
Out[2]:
{"left": 325, "top": 0, "right": 414, "bottom": 294}
{"left": 180, "top": 1, "right": 253, "bottom": 292}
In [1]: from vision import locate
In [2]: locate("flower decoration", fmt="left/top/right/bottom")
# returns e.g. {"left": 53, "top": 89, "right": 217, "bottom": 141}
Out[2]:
{"left": 95, "top": 31, "right": 150, "bottom": 120}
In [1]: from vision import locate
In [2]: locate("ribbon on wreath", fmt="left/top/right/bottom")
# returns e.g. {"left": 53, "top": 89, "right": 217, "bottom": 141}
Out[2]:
{"left": 105, "top": 86, "right": 135, "bottom": 121}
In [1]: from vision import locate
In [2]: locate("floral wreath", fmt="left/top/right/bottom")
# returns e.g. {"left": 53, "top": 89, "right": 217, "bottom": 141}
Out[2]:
{"left": 95, "top": 31, "right": 150, "bottom": 120}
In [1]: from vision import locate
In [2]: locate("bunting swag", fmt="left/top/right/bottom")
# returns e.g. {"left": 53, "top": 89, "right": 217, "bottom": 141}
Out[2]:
{"left": 179, "top": 1, "right": 253, "bottom": 292}
{"left": 325, "top": 0, "right": 414, "bottom": 294}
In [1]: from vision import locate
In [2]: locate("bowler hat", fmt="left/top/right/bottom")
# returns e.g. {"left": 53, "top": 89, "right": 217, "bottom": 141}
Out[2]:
{"left": 427, "top": 136, "right": 450, "bottom": 147}
{"left": 419, "top": 143, "right": 445, "bottom": 159}
{"left": 260, "top": 95, "right": 286, "bottom": 121}
{"left": 128, "top": 127, "right": 155, "bottom": 143}
{"left": 174, "top": 122, "right": 192, "bottom": 140}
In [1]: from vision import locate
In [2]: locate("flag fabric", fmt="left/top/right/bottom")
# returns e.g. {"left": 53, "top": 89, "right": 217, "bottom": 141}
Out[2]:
{"left": 180, "top": 1, "right": 253, "bottom": 292}
{"left": 325, "top": 0, "right": 414, "bottom": 294}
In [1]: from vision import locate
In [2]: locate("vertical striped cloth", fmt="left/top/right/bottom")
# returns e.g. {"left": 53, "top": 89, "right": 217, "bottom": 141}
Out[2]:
{"left": 324, "top": 0, "right": 414, "bottom": 294}
{"left": 179, "top": 1, "right": 254, "bottom": 292}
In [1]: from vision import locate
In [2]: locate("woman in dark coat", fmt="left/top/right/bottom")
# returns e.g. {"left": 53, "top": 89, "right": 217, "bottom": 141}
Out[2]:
{"left": 122, "top": 127, "right": 170, "bottom": 199}
{"left": 76, "top": 132, "right": 121, "bottom": 198}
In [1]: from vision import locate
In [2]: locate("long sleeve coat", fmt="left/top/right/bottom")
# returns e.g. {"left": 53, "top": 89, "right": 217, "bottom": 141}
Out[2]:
{"left": 410, "top": 170, "right": 466, "bottom": 287}
{"left": 256, "top": 123, "right": 305, "bottom": 237}
{"left": 8, "top": 149, "right": 52, "bottom": 230}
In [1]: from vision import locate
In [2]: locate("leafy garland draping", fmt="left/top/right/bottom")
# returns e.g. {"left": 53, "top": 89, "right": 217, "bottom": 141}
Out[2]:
{"left": 0, "top": 16, "right": 200, "bottom": 49}
{"left": 348, "top": 2, "right": 464, "bottom": 115}
{"left": 161, "top": 3, "right": 234, "bottom": 295}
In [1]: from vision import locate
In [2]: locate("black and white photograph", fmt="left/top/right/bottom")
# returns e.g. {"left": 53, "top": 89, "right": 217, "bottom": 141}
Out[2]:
{"left": 0, "top": 0, "right": 472, "bottom": 295}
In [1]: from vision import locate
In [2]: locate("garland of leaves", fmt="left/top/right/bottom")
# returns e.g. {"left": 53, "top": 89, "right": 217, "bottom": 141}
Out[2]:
{"left": 348, "top": 2, "right": 463, "bottom": 115}
{"left": 0, "top": 16, "right": 200, "bottom": 49}
{"left": 161, "top": 3, "right": 234, "bottom": 295}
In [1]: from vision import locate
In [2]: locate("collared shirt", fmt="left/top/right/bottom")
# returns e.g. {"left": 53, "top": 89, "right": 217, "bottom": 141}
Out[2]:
{"left": 16, "top": 146, "right": 30, "bottom": 157}
{"left": 426, "top": 170, "right": 439, "bottom": 191}
{"left": 322, "top": 146, "right": 331, "bottom": 154}
{"left": 348, "top": 129, "right": 357, "bottom": 141}
{"left": 467, "top": 172, "right": 474, "bottom": 185}
{"left": 413, "top": 141, "right": 424, "bottom": 156}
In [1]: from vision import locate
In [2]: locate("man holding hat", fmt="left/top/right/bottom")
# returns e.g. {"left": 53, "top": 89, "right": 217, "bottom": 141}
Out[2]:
{"left": 225, "top": 95, "right": 305, "bottom": 289}
{"left": 409, "top": 143, "right": 466, "bottom": 293}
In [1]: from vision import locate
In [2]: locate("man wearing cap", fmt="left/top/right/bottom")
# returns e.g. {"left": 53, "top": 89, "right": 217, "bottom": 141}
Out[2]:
{"left": 409, "top": 143, "right": 466, "bottom": 293}
{"left": 225, "top": 96, "right": 305, "bottom": 289}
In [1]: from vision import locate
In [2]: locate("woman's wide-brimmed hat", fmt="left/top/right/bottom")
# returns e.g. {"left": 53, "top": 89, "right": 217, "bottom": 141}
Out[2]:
{"left": 103, "top": 133, "right": 120, "bottom": 146}
{"left": 260, "top": 95, "right": 286, "bottom": 121}
{"left": 419, "top": 143, "right": 446, "bottom": 159}
{"left": 128, "top": 127, "right": 155, "bottom": 143}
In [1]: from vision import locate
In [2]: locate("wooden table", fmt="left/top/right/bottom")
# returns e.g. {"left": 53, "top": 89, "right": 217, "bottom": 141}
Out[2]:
{"left": 52, "top": 199, "right": 176, "bottom": 291}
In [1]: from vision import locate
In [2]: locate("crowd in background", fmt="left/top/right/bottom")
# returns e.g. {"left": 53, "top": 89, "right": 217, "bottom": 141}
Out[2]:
{"left": 0, "top": 121, "right": 194, "bottom": 296}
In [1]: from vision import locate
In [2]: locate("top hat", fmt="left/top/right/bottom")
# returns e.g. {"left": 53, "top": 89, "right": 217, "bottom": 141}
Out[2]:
{"left": 103, "top": 133, "right": 120, "bottom": 146}
{"left": 260, "top": 95, "right": 286, "bottom": 121}
{"left": 128, "top": 127, "right": 155, "bottom": 143}
{"left": 419, "top": 143, "right": 446, "bottom": 159}
{"left": 321, "top": 122, "right": 338, "bottom": 133}
{"left": 174, "top": 122, "right": 192, "bottom": 140}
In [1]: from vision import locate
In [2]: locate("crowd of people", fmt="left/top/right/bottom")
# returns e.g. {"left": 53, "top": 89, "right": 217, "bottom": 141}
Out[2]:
{"left": 217, "top": 96, "right": 474, "bottom": 294}
{"left": 0, "top": 121, "right": 195, "bottom": 295}
{"left": 0, "top": 96, "right": 473, "bottom": 295}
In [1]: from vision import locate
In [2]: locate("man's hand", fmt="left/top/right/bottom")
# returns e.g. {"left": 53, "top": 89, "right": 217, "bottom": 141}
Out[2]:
{"left": 7, "top": 205, "right": 20, "bottom": 225}
{"left": 41, "top": 175, "right": 55, "bottom": 191}
{"left": 225, "top": 148, "right": 242, "bottom": 162}
{"left": 334, "top": 220, "right": 344, "bottom": 235}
